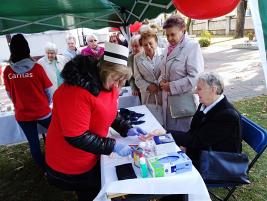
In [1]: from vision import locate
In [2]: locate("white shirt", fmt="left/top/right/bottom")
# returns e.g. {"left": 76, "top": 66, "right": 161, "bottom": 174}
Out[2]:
{"left": 142, "top": 47, "right": 164, "bottom": 70}
{"left": 200, "top": 94, "right": 224, "bottom": 114}
{"left": 63, "top": 48, "right": 80, "bottom": 60}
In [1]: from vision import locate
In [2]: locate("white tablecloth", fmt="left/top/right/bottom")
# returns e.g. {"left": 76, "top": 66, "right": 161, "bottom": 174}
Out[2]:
{"left": 118, "top": 87, "right": 141, "bottom": 109}
{"left": 0, "top": 112, "right": 27, "bottom": 145}
{"left": 0, "top": 111, "right": 47, "bottom": 145}
{"left": 94, "top": 105, "right": 211, "bottom": 201}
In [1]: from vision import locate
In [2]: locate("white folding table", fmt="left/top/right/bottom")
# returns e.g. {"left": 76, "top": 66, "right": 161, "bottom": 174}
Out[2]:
{"left": 95, "top": 105, "right": 211, "bottom": 201}
{"left": 118, "top": 86, "right": 141, "bottom": 109}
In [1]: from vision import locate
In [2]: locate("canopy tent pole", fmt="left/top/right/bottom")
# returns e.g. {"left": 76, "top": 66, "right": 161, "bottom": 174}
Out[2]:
{"left": 120, "top": 25, "right": 131, "bottom": 47}
{"left": 66, "top": 13, "right": 123, "bottom": 28}
{"left": 0, "top": 0, "right": 175, "bottom": 35}
{"left": 5, "top": 34, "right": 11, "bottom": 50}
{"left": 138, "top": 0, "right": 153, "bottom": 20}
{"left": 249, "top": 0, "right": 267, "bottom": 88}
{"left": 138, "top": 0, "right": 173, "bottom": 9}
{"left": 126, "top": 1, "right": 138, "bottom": 23}
{"left": 108, "top": 2, "right": 125, "bottom": 24}
{"left": 0, "top": 15, "right": 64, "bottom": 33}
{"left": 77, "top": 28, "right": 82, "bottom": 47}
{"left": 0, "top": 13, "right": 124, "bottom": 35}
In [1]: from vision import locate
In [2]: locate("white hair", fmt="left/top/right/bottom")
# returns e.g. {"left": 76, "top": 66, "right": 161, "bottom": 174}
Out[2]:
{"left": 86, "top": 34, "right": 98, "bottom": 43}
{"left": 139, "top": 25, "right": 152, "bottom": 34}
{"left": 44, "top": 42, "right": 58, "bottom": 53}
{"left": 66, "top": 34, "right": 76, "bottom": 43}
{"left": 198, "top": 72, "right": 224, "bottom": 95}
{"left": 130, "top": 34, "right": 141, "bottom": 45}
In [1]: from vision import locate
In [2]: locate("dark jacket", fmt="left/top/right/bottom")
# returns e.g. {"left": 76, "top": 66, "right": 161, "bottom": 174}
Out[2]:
{"left": 61, "top": 55, "right": 132, "bottom": 155}
{"left": 172, "top": 96, "right": 242, "bottom": 168}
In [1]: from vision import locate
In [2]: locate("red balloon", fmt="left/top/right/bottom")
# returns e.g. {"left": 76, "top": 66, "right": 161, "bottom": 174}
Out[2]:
{"left": 172, "top": 0, "right": 240, "bottom": 19}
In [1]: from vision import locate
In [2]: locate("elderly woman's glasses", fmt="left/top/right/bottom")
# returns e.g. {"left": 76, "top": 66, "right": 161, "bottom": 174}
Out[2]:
{"left": 89, "top": 39, "right": 97, "bottom": 42}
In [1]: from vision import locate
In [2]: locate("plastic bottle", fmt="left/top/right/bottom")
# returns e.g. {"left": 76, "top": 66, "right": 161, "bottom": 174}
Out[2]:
{"left": 139, "top": 141, "right": 155, "bottom": 157}
{"left": 140, "top": 157, "right": 148, "bottom": 178}
{"left": 139, "top": 142, "right": 146, "bottom": 150}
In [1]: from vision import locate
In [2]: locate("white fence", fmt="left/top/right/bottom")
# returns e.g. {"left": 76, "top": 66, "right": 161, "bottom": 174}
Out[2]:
{"left": 190, "top": 16, "right": 254, "bottom": 35}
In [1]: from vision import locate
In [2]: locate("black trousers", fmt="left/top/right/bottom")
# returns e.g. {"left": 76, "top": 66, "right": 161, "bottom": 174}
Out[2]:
{"left": 46, "top": 162, "right": 101, "bottom": 201}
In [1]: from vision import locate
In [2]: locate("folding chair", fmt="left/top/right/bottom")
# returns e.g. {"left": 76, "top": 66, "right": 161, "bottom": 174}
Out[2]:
{"left": 207, "top": 115, "right": 267, "bottom": 201}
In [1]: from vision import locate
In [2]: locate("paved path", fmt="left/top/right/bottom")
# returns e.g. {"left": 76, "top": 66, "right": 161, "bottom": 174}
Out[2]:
{"left": 202, "top": 38, "right": 267, "bottom": 102}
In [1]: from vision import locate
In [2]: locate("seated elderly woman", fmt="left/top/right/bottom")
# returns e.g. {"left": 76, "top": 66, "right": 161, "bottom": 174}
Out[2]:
{"left": 170, "top": 72, "right": 242, "bottom": 169}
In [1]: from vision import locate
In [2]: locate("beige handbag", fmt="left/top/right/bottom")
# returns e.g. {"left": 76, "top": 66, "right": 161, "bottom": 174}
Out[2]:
{"left": 168, "top": 92, "right": 197, "bottom": 118}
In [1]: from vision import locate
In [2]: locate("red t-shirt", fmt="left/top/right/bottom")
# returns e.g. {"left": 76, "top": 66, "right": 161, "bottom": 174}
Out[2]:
{"left": 45, "top": 84, "right": 118, "bottom": 174}
{"left": 3, "top": 63, "right": 52, "bottom": 121}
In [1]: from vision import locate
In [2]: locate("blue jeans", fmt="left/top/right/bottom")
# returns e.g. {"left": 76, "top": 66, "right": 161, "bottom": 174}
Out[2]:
{"left": 18, "top": 116, "right": 51, "bottom": 171}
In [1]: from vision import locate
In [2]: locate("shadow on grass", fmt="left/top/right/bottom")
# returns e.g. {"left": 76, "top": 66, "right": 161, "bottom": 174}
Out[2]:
{"left": 0, "top": 143, "right": 76, "bottom": 201}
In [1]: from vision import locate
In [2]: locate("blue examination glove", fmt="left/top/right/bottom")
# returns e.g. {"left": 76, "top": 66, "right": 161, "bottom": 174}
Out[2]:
{"left": 127, "top": 127, "right": 147, "bottom": 136}
{"left": 113, "top": 143, "right": 132, "bottom": 157}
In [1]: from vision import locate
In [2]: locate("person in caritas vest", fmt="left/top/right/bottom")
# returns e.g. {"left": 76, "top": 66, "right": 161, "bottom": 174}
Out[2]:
{"left": 3, "top": 34, "right": 53, "bottom": 172}
{"left": 45, "top": 43, "right": 147, "bottom": 201}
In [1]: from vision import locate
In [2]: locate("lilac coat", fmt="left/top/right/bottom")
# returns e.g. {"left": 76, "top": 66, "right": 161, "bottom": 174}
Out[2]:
{"left": 158, "top": 35, "right": 204, "bottom": 132}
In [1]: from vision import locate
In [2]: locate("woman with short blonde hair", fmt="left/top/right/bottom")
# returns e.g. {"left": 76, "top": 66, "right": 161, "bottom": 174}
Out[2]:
{"left": 134, "top": 27, "right": 164, "bottom": 124}
{"left": 100, "top": 60, "right": 132, "bottom": 88}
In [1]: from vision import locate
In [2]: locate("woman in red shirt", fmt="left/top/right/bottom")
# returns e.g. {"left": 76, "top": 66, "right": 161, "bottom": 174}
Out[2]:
{"left": 4, "top": 34, "right": 53, "bottom": 172}
{"left": 45, "top": 43, "right": 146, "bottom": 201}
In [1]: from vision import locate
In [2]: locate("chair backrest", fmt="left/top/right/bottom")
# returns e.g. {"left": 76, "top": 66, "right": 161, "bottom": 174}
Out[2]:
{"left": 241, "top": 115, "right": 267, "bottom": 170}
{"left": 206, "top": 116, "right": 267, "bottom": 199}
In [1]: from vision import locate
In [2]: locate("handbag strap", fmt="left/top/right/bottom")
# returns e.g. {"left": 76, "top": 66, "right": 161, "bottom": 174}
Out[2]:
{"left": 146, "top": 93, "right": 158, "bottom": 107}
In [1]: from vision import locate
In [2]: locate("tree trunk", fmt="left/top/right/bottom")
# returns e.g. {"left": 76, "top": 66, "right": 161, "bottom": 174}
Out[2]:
{"left": 235, "top": 0, "right": 247, "bottom": 38}
{"left": 186, "top": 18, "right": 192, "bottom": 34}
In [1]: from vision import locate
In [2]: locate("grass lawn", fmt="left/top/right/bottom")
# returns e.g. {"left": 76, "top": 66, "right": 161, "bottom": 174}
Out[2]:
{"left": 0, "top": 95, "right": 267, "bottom": 201}
{"left": 0, "top": 143, "right": 75, "bottom": 201}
